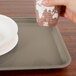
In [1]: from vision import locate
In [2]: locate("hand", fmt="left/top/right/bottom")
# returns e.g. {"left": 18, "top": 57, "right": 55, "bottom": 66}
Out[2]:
{"left": 42, "top": 0, "right": 76, "bottom": 23}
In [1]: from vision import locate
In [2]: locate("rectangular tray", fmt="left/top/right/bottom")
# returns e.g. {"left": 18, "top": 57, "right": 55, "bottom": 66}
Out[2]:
{"left": 0, "top": 17, "right": 71, "bottom": 70}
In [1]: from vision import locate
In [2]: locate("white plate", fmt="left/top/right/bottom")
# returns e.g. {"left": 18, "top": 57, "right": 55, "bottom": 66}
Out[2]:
{"left": 0, "top": 15, "right": 18, "bottom": 46}
{"left": 0, "top": 34, "right": 18, "bottom": 56}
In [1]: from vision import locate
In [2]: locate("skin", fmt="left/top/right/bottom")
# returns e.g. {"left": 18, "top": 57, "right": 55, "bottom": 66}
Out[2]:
{"left": 42, "top": 0, "right": 76, "bottom": 23}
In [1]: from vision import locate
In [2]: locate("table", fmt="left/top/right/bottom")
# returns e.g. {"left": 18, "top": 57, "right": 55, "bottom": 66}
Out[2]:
{"left": 0, "top": 0, "right": 76, "bottom": 76}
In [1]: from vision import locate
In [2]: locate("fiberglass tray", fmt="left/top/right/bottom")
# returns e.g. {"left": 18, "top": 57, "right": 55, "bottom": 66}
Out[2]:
{"left": 0, "top": 18, "right": 71, "bottom": 70}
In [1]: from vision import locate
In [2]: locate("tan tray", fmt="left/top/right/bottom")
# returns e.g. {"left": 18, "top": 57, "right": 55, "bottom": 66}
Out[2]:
{"left": 0, "top": 17, "right": 71, "bottom": 70}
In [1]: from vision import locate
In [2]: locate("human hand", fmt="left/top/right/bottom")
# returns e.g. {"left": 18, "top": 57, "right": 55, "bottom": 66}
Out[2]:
{"left": 42, "top": 0, "right": 76, "bottom": 23}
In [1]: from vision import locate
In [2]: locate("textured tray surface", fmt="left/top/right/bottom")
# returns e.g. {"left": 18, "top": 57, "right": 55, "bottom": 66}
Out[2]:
{"left": 0, "top": 18, "right": 71, "bottom": 70}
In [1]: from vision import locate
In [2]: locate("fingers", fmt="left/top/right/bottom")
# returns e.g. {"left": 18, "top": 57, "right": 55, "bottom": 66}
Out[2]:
{"left": 42, "top": 0, "right": 67, "bottom": 6}
{"left": 64, "top": 8, "right": 76, "bottom": 24}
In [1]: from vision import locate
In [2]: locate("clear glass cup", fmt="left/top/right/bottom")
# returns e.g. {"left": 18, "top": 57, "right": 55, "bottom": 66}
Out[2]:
{"left": 35, "top": 0, "right": 60, "bottom": 27}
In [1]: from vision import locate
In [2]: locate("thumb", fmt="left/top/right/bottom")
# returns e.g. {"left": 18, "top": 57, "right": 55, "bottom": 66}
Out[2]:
{"left": 42, "top": 0, "right": 67, "bottom": 6}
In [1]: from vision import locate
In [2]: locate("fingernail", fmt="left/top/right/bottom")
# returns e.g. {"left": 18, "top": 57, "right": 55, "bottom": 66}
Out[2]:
{"left": 42, "top": 0, "right": 49, "bottom": 5}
